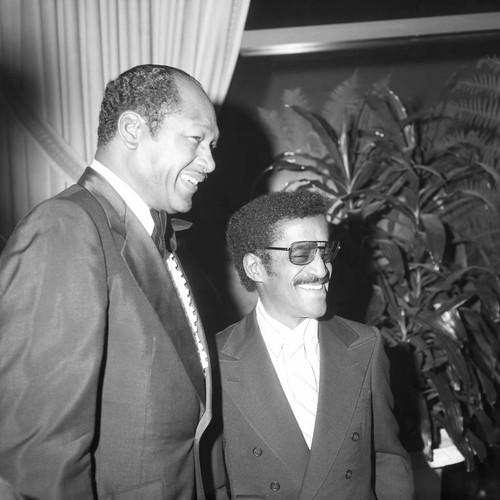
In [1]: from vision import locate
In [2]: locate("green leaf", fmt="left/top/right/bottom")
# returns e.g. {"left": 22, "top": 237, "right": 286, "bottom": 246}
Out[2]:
{"left": 377, "top": 239, "right": 406, "bottom": 281}
{"left": 433, "top": 333, "right": 472, "bottom": 391}
{"left": 364, "top": 284, "right": 386, "bottom": 326}
{"left": 321, "top": 70, "right": 362, "bottom": 135}
{"left": 287, "top": 105, "right": 345, "bottom": 175}
{"left": 416, "top": 390, "right": 434, "bottom": 461}
{"left": 282, "top": 88, "right": 310, "bottom": 108}
{"left": 430, "top": 371, "right": 464, "bottom": 439}
{"left": 464, "top": 429, "right": 488, "bottom": 465}
{"left": 420, "top": 214, "right": 446, "bottom": 266}
{"left": 474, "top": 366, "right": 498, "bottom": 407}
{"left": 418, "top": 304, "right": 469, "bottom": 345}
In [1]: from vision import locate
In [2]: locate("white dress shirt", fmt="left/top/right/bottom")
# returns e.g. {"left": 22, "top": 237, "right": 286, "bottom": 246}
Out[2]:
{"left": 256, "top": 298, "right": 320, "bottom": 447}
{"left": 89, "top": 159, "right": 208, "bottom": 372}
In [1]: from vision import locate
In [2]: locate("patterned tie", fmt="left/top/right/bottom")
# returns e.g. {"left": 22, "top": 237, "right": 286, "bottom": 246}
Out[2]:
{"left": 282, "top": 340, "right": 319, "bottom": 447}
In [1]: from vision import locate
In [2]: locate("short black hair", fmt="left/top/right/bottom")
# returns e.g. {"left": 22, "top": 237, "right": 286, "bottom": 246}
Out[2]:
{"left": 97, "top": 64, "right": 203, "bottom": 148}
{"left": 226, "top": 190, "right": 331, "bottom": 292}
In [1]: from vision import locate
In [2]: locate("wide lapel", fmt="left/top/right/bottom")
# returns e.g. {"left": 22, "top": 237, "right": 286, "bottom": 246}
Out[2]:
{"left": 219, "top": 311, "right": 310, "bottom": 479}
{"left": 299, "top": 317, "right": 373, "bottom": 499}
{"left": 78, "top": 168, "right": 205, "bottom": 402}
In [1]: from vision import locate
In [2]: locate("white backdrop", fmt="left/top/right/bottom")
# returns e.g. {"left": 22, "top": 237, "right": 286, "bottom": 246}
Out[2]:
{"left": 0, "top": 0, "right": 250, "bottom": 240}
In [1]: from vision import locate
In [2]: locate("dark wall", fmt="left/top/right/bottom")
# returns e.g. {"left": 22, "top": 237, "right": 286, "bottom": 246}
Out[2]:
{"left": 218, "top": 31, "right": 500, "bottom": 198}
{"left": 184, "top": 32, "right": 500, "bottom": 330}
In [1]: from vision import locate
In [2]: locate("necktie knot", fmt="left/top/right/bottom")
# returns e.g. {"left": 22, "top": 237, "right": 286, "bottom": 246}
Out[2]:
{"left": 150, "top": 209, "right": 175, "bottom": 257}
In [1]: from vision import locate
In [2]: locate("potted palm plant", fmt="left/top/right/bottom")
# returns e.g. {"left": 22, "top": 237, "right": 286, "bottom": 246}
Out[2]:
{"left": 255, "top": 60, "right": 500, "bottom": 473}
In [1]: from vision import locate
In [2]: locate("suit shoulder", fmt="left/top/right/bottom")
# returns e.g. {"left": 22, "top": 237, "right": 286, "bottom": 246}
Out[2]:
{"left": 1, "top": 186, "right": 105, "bottom": 260}
{"left": 12, "top": 185, "right": 88, "bottom": 228}
{"left": 23, "top": 184, "right": 96, "bottom": 220}
{"left": 328, "top": 315, "right": 380, "bottom": 347}
{"left": 335, "top": 316, "right": 378, "bottom": 336}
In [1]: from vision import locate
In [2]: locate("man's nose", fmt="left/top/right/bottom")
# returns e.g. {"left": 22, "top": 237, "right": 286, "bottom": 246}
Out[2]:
{"left": 198, "top": 145, "right": 216, "bottom": 173}
{"left": 309, "top": 250, "right": 331, "bottom": 274}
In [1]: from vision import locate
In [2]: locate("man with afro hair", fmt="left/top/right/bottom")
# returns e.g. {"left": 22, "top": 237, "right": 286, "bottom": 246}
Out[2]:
{"left": 215, "top": 190, "right": 414, "bottom": 499}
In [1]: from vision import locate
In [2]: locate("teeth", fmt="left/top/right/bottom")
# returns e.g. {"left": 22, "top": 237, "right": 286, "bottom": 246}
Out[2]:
{"left": 299, "top": 283, "right": 323, "bottom": 290}
{"left": 182, "top": 174, "right": 199, "bottom": 186}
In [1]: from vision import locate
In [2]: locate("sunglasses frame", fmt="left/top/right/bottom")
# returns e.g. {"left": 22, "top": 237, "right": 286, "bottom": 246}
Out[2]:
{"left": 264, "top": 240, "right": 341, "bottom": 266}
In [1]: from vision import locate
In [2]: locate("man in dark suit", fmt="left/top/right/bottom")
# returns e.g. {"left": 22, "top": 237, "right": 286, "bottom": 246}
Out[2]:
{"left": 216, "top": 190, "right": 414, "bottom": 499}
{"left": 0, "top": 65, "right": 222, "bottom": 499}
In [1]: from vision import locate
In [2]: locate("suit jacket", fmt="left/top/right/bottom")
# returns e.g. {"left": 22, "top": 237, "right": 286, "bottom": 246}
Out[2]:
{"left": 0, "top": 168, "right": 213, "bottom": 499}
{"left": 216, "top": 310, "right": 414, "bottom": 499}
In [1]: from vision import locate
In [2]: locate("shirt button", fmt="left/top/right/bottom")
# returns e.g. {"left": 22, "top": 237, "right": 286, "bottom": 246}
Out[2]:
{"left": 352, "top": 432, "right": 360, "bottom": 442}
{"left": 270, "top": 481, "right": 280, "bottom": 491}
{"left": 345, "top": 469, "right": 353, "bottom": 479}
{"left": 253, "top": 447, "right": 263, "bottom": 457}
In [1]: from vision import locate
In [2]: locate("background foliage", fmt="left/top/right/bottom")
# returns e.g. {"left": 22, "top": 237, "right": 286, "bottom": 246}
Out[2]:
{"left": 257, "top": 56, "right": 500, "bottom": 470}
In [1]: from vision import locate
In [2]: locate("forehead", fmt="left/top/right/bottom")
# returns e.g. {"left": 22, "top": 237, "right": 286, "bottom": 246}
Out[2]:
{"left": 273, "top": 215, "right": 329, "bottom": 244}
{"left": 176, "top": 81, "right": 218, "bottom": 132}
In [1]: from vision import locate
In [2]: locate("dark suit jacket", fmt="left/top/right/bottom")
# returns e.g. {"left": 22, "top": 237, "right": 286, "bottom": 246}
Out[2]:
{"left": 216, "top": 310, "right": 414, "bottom": 499}
{"left": 0, "top": 168, "right": 213, "bottom": 499}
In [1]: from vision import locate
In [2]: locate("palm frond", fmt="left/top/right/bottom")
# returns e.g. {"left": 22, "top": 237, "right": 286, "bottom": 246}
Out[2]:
{"left": 454, "top": 73, "right": 500, "bottom": 99}
{"left": 446, "top": 98, "right": 500, "bottom": 132}
{"left": 321, "top": 70, "right": 362, "bottom": 135}
{"left": 256, "top": 62, "right": 500, "bottom": 467}
{"left": 257, "top": 107, "right": 287, "bottom": 154}
{"left": 477, "top": 55, "right": 500, "bottom": 73}
{"left": 282, "top": 87, "right": 310, "bottom": 108}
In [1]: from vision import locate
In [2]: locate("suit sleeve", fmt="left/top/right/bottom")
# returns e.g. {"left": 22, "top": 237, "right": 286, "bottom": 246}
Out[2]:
{"left": 371, "top": 331, "right": 415, "bottom": 500}
{"left": 0, "top": 200, "right": 109, "bottom": 499}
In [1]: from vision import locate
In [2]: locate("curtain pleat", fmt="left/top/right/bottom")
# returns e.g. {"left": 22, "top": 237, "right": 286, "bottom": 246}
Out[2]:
{"left": 0, "top": 0, "right": 250, "bottom": 243}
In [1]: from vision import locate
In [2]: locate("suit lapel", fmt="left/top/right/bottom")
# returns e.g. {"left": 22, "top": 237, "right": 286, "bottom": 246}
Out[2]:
{"left": 299, "top": 317, "right": 371, "bottom": 499}
{"left": 219, "top": 311, "right": 310, "bottom": 478}
{"left": 78, "top": 168, "right": 206, "bottom": 402}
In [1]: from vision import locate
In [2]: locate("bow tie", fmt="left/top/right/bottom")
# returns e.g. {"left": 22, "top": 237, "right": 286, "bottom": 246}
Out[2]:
{"left": 150, "top": 209, "right": 192, "bottom": 257}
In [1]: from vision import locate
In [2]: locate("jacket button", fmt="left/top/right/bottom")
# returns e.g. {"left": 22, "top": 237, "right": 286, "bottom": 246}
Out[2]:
{"left": 352, "top": 432, "right": 360, "bottom": 442}
{"left": 345, "top": 469, "right": 353, "bottom": 479}
{"left": 270, "top": 482, "right": 280, "bottom": 491}
{"left": 253, "top": 447, "right": 263, "bottom": 457}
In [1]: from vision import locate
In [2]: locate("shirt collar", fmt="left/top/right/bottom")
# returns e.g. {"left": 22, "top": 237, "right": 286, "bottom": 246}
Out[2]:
{"left": 256, "top": 298, "right": 318, "bottom": 357}
{"left": 90, "top": 159, "right": 154, "bottom": 235}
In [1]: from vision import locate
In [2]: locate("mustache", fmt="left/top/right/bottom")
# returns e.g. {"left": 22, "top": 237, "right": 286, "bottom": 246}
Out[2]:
{"left": 294, "top": 274, "right": 330, "bottom": 287}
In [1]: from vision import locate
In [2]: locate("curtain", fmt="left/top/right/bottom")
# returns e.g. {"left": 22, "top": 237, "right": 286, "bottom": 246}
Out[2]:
{"left": 0, "top": 0, "right": 250, "bottom": 243}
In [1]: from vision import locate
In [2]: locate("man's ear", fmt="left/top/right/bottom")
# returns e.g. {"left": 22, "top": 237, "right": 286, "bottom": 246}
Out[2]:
{"left": 117, "top": 111, "right": 144, "bottom": 150}
{"left": 243, "top": 253, "right": 267, "bottom": 285}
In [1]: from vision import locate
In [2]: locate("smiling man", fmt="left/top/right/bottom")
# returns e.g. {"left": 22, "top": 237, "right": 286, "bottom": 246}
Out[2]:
{"left": 215, "top": 190, "right": 414, "bottom": 499}
{"left": 0, "top": 65, "right": 222, "bottom": 499}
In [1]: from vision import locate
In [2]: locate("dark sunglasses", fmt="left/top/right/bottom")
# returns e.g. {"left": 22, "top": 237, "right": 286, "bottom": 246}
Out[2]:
{"left": 264, "top": 240, "right": 341, "bottom": 266}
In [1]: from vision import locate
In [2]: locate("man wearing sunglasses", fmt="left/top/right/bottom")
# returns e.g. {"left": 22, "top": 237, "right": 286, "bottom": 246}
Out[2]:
{"left": 213, "top": 190, "right": 414, "bottom": 499}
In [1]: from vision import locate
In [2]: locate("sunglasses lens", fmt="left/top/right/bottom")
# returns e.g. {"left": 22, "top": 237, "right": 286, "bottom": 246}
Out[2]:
{"left": 289, "top": 242, "right": 317, "bottom": 265}
{"left": 288, "top": 241, "right": 340, "bottom": 265}
{"left": 322, "top": 241, "right": 340, "bottom": 263}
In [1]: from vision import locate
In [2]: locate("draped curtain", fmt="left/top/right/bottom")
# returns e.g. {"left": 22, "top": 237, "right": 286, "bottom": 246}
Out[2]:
{"left": 0, "top": 0, "right": 250, "bottom": 243}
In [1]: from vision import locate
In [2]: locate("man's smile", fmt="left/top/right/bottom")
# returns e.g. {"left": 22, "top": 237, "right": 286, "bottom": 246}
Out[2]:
{"left": 180, "top": 169, "right": 207, "bottom": 190}
{"left": 297, "top": 282, "right": 326, "bottom": 291}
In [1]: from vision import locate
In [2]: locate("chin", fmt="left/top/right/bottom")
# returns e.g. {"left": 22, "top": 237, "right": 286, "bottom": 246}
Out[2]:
{"left": 171, "top": 200, "right": 193, "bottom": 214}
{"left": 304, "top": 305, "right": 327, "bottom": 319}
